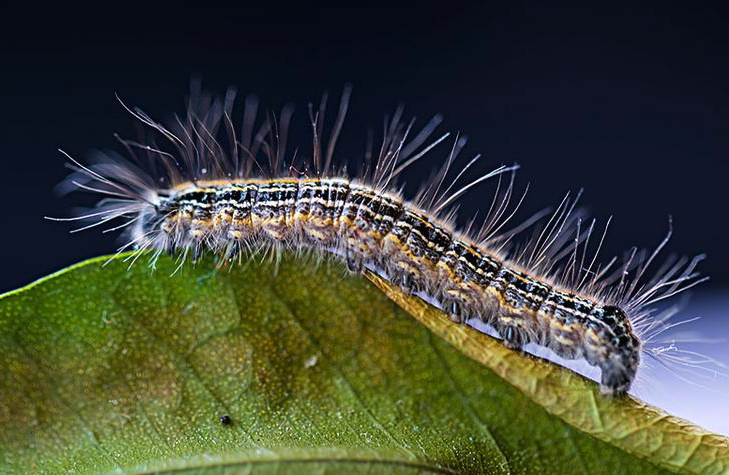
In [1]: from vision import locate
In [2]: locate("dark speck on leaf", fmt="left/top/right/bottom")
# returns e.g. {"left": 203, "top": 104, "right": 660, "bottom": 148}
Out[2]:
{"left": 219, "top": 414, "right": 231, "bottom": 426}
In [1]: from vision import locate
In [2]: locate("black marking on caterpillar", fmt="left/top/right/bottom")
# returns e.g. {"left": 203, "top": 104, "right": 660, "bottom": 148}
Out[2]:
{"left": 50, "top": 83, "right": 710, "bottom": 395}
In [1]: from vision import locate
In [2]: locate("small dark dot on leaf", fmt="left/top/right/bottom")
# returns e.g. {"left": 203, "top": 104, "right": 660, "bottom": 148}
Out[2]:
{"left": 219, "top": 414, "right": 232, "bottom": 425}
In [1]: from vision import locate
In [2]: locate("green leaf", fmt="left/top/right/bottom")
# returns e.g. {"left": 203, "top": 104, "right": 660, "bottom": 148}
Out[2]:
{"left": 0, "top": 253, "right": 727, "bottom": 475}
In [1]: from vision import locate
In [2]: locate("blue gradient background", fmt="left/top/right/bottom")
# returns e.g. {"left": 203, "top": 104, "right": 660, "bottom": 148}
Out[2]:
{"left": 1, "top": 3, "right": 727, "bottom": 434}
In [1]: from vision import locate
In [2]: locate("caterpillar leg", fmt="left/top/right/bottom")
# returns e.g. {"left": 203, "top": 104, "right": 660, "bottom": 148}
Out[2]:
{"left": 398, "top": 272, "right": 420, "bottom": 294}
{"left": 444, "top": 299, "right": 464, "bottom": 323}
{"left": 599, "top": 367, "right": 632, "bottom": 396}
{"left": 191, "top": 241, "right": 204, "bottom": 263}
{"left": 501, "top": 325, "right": 524, "bottom": 350}
{"left": 346, "top": 252, "right": 364, "bottom": 273}
{"left": 598, "top": 353, "right": 638, "bottom": 395}
{"left": 166, "top": 239, "right": 177, "bottom": 257}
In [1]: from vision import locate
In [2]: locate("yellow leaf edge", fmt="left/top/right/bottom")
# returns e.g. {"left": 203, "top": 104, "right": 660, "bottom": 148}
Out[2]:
{"left": 365, "top": 271, "right": 729, "bottom": 475}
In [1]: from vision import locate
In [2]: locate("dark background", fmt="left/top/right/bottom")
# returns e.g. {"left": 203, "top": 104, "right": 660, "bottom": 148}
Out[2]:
{"left": 1, "top": 2, "right": 728, "bottom": 293}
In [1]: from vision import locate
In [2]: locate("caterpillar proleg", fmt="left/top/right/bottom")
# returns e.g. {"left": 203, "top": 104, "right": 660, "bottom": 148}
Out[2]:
{"left": 51, "top": 84, "right": 709, "bottom": 395}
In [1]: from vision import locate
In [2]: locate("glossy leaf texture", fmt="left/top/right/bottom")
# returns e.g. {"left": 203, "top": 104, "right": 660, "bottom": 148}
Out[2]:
{"left": 0, "top": 253, "right": 727, "bottom": 474}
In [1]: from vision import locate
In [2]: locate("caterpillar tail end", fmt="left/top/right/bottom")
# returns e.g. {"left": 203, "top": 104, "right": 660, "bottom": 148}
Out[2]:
{"left": 599, "top": 369, "right": 634, "bottom": 396}
{"left": 599, "top": 352, "right": 640, "bottom": 396}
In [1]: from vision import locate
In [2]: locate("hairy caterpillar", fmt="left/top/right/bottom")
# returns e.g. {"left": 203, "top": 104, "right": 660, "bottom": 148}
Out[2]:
{"left": 51, "top": 84, "right": 707, "bottom": 395}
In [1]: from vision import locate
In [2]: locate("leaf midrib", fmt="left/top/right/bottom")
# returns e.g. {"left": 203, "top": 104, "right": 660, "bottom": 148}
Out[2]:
{"left": 105, "top": 448, "right": 464, "bottom": 475}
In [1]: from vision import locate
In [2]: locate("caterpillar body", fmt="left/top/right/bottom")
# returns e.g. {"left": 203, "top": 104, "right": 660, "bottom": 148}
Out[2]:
{"left": 53, "top": 85, "right": 706, "bottom": 395}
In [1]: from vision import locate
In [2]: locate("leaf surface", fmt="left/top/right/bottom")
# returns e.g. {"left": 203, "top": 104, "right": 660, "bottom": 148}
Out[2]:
{"left": 0, "top": 254, "right": 727, "bottom": 474}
